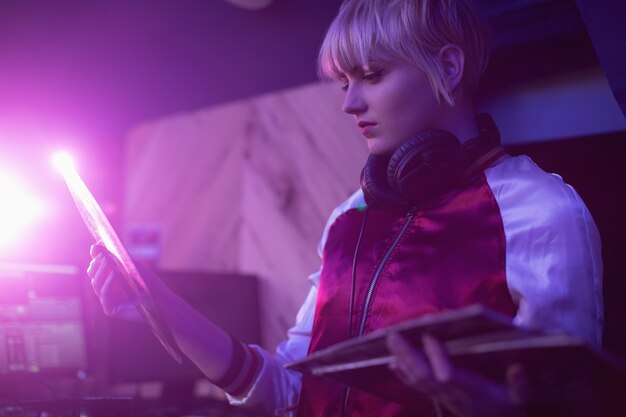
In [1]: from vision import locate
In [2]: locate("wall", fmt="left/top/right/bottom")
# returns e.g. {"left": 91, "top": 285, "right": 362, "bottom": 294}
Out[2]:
{"left": 125, "top": 82, "right": 368, "bottom": 350}
{"left": 478, "top": 67, "right": 626, "bottom": 143}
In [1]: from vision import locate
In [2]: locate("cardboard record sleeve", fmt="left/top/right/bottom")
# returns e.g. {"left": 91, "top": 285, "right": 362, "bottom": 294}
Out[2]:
{"left": 286, "top": 305, "right": 626, "bottom": 416}
{"left": 59, "top": 160, "right": 183, "bottom": 364}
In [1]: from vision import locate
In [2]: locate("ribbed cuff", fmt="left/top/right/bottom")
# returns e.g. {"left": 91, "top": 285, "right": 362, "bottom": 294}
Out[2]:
{"left": 212, "top": 335, "right": 262, "bottom": 397}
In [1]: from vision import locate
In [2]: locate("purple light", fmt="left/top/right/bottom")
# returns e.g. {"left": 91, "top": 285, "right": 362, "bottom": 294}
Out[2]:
{"left": 0, "top": 173, "right": 44, "bottom": 252}
{"left": 51, "top": 151, "right": 76, "bottom": 176}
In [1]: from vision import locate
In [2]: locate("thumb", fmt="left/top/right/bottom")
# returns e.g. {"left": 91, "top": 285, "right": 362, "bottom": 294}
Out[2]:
{"left": 506, "top": 363, "right": 530, "bottom": 405}
{"left": 90, "top": 241, "right": 108, "bottom": 257}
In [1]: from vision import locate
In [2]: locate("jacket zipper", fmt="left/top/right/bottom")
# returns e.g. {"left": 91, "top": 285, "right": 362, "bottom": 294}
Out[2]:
{"left": 356, "top": 208, "right": 417, "bottom": 337}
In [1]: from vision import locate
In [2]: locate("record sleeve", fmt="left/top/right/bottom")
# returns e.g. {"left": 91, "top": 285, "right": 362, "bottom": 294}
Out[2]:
{"left": 286, "top": 305, "right": 626, "bottom": 416}
{"left": 58, "top": 159, "right": 183, "bottom": 364}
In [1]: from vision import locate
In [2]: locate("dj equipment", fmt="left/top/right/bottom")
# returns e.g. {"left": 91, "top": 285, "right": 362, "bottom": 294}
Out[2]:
{"left": 0, "top": 397, "right": 265, "bottom": 417}
{"left": 0, "top": 264, "right": 87, "bottom": 378}
{"left": 0, "top": 267, "right": 263, "bottom": 416}
{"left": 360, "top": 113, "right": 502, "bottom": 208}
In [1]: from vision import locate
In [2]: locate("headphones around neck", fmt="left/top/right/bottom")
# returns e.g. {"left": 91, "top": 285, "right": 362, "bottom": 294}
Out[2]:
{"left": 360, "top": 113, "right": 502, "bottom": 209}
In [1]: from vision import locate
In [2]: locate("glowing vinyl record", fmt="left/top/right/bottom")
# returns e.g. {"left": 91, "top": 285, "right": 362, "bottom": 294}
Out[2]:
{"left": 57, "top": 156, "right": 183, "bottom": 364}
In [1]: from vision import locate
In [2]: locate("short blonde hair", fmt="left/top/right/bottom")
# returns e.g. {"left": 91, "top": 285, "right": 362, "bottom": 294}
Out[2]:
{"left": 318, "top": 0, "right": 490, "bottom": 106}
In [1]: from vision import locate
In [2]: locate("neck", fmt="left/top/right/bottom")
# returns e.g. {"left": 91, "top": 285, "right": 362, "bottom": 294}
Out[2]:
{"left": 435, "top": 98, "right": 479, "bottom": 144}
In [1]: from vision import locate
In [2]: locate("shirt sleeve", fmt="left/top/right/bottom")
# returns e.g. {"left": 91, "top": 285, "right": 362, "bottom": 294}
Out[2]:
{"left": 486, "top": 155, "right": 604, "bottom": 346}
{"left": 226, "top": 189, "right": 365, "bottom": 415}
{"left": 226, "top": 283, "right": 318, "bottom": 416}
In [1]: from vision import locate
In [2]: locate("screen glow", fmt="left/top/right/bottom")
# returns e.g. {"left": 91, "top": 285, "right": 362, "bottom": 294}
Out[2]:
{"left": 0, "top": 174, "right": 44, "bottom": 251}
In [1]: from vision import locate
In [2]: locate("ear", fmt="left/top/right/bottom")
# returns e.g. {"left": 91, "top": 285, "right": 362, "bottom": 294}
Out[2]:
{"left": 437, "top": 44, "right": 465, "bottom": 94}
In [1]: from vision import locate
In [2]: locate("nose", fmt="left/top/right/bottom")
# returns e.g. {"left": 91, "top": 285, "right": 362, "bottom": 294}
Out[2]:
{"left": 341, "top": 84, "right": 367, "bottom": 115}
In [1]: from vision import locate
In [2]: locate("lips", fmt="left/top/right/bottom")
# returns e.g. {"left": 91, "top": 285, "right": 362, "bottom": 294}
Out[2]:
{"left": 357, "top": 120, "right": 377, "bottom": 136}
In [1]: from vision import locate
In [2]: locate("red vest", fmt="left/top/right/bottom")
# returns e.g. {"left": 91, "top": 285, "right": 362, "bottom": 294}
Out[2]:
{"left": 298, "top": 174, "right": 517, "bottom": 417}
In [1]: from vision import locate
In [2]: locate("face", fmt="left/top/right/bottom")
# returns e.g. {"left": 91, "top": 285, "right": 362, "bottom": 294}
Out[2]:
{"left": 337, "top": 60, "right": 443, "bottom": 155}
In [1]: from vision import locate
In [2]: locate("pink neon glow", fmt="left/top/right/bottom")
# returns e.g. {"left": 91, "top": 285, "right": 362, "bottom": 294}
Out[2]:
{"left": 51, "top": 151, "right": 75, "bottom": 176}
{"left": 0, "top": 174, "right": 44, "bottom": 251}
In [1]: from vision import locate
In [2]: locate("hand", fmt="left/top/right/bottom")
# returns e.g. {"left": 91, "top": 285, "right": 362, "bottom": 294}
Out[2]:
{"left": 87, "top": 243, "right": 143, "bottom": 321}
{"left": 386, "top": 332, "right": 529, "bottom": 417}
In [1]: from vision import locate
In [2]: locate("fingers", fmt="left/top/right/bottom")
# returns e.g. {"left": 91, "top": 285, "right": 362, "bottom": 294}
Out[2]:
{"left": 87, "top": 246, "right": 123, "bottom": 299}
{"left": 506, "top": 363, "right": 530, "bottom": 405}
{"left": 422, "top": 333, "right": 453, "bottom": 383}
{"left": 387, "top": 333, "right": 453, "bottom": 385}
{"left": 387, "top": 332, "right": 440, "bottom": 393}
{"left": 88, "top": 253, "right": 113, "bottom": 298}
{"left": 387, "top": 332, "right": 531, "bottom": 417}
{"left": 87, "top": 242, "right": 112, "bottom": 286}
{"left": 89, "top": 241, "right": 107, "bottom": 258}
{"left": 99, "top": 272, "right": 126, "bottom": 316}
{"left": 87, "top": 242, "right": 122, "bottom": 293}
{"left": 86, "top": 242, "right": 143, "bottom": 320}
{"left": 87, "top": 252, "right": 132, "bottom": 316}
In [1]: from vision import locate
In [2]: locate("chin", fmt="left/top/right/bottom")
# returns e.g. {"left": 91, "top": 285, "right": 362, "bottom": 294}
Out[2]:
{"left": 367, "top": 141, "right": 396, "bottom": 156}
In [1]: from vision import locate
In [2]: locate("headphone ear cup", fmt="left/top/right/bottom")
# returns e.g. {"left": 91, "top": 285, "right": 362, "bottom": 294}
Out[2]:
{"left": 360, "top": 154, "right": 407, "bottom": 208}
{"left": 387, "top": 130, "right": 466, "bottom": 204}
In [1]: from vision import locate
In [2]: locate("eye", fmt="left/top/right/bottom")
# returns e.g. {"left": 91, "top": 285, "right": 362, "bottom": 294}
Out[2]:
{"left": 363, "top": 70, "right": 383, "bottom": 83}
{"left": 338, "top": 78, "right": 349, "bottom": 92}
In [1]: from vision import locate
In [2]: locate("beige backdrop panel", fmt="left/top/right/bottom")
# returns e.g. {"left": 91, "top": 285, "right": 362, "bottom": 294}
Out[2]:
{"left": 125, "top": 82, "right": 368, "bottom": 351}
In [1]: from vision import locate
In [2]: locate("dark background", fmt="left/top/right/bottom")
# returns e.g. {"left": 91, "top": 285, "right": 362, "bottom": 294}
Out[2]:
{"left": 0, "top": 0, "right": 610, "bottom": 222}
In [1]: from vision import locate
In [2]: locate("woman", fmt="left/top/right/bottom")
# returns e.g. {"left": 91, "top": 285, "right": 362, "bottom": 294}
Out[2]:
{"left": 89, "top": 0, "right": 603, "bottom": 416}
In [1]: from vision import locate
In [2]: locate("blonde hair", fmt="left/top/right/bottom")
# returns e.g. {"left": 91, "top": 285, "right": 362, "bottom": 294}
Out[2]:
{"left": 318, "top": 0, "right": 490, "bottom": 106}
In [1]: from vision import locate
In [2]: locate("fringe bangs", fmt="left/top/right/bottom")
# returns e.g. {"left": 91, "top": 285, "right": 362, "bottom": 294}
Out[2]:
{"left": 318, "top": 2, "right": 383, "bottom": 80}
